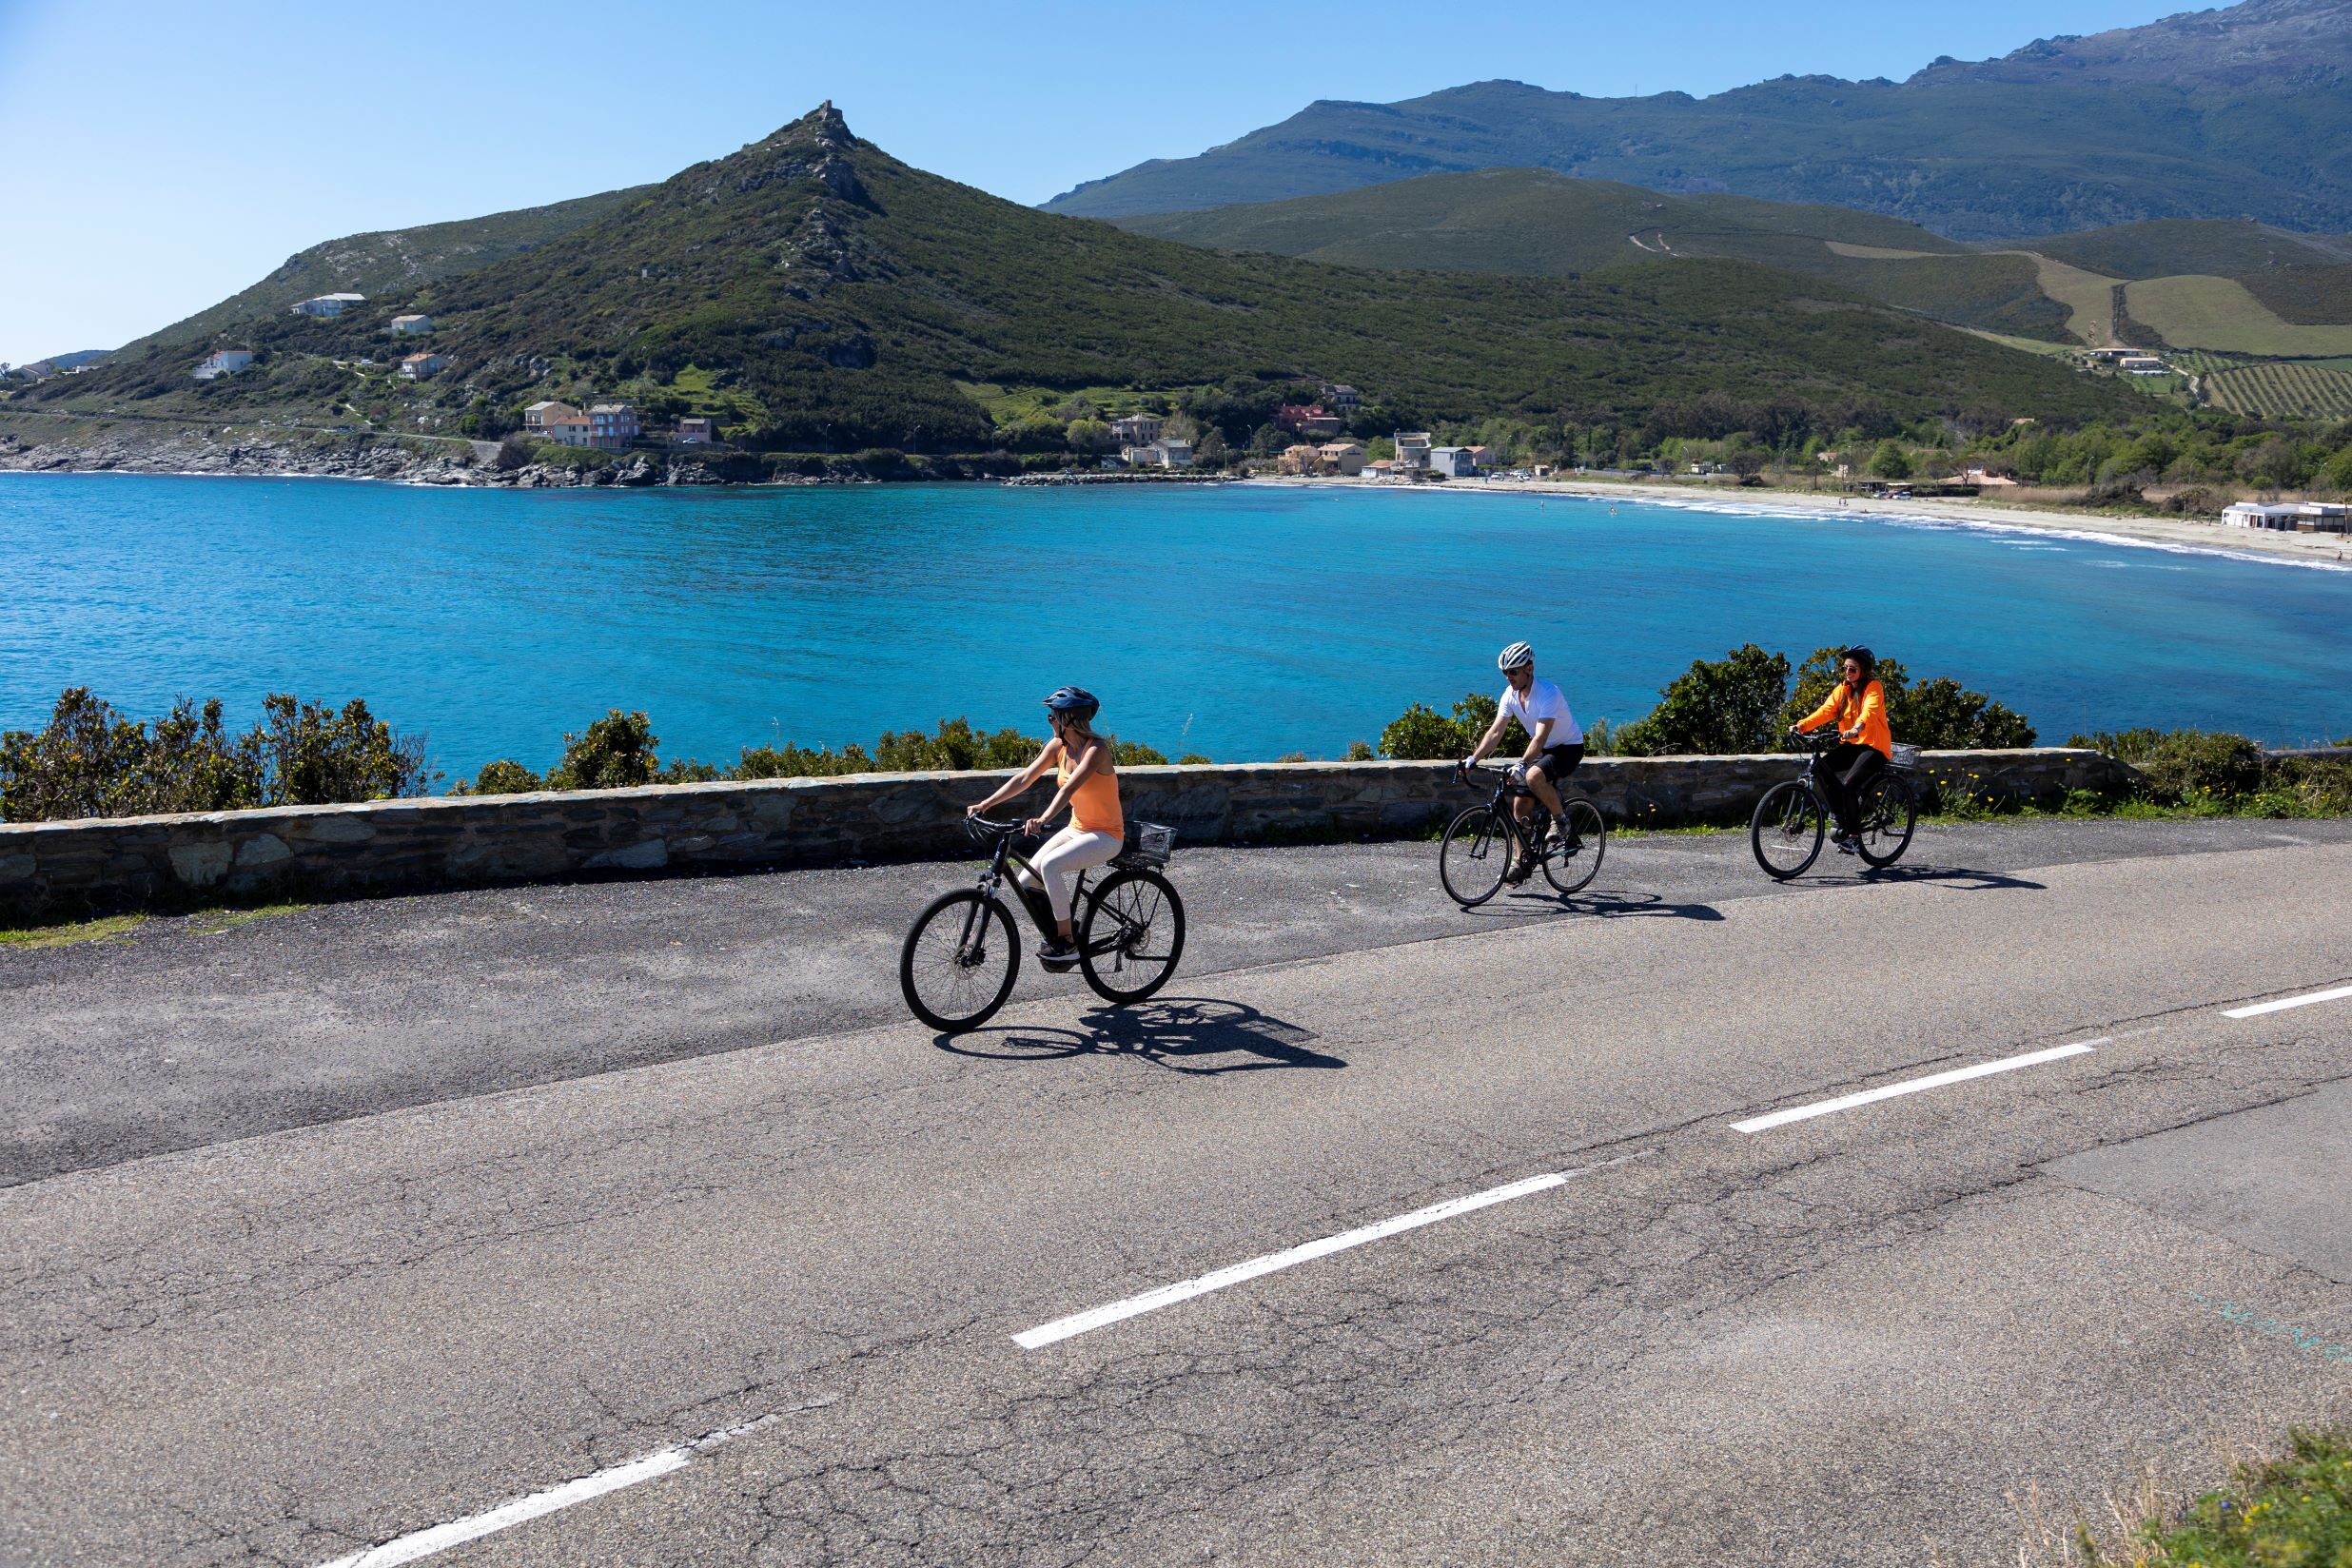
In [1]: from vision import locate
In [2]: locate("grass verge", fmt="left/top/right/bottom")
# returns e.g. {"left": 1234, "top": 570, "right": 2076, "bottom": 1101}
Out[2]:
{"left": 2019, "top": 1426, "right": 2352, "bottom": 1567}
{"left": 0, "top": 912, "right": 149, "bottom": 950}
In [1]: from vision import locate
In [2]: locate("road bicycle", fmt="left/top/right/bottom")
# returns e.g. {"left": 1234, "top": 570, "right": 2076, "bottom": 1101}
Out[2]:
{"left": 1750, "top": 731, "right": 1919, "bottom": 879}
{"left": 898, "top": 815, "right": 1186, "bottom": 1032}
{"left": 1439, "top": 761, "right": 1608, "bottom": 907}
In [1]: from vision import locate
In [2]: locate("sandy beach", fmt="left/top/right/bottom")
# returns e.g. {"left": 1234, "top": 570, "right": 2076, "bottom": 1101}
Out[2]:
{"left": 1254, "top": 473, "right": 2352, "bottom": 570}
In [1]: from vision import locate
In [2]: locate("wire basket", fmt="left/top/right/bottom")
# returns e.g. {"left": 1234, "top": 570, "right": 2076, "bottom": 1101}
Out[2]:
{"left": 1118, "top": 821, "right": 1176, "bottom": 867}
{"left": 1889, "top": 742, "right": 1923, "bottom": 772}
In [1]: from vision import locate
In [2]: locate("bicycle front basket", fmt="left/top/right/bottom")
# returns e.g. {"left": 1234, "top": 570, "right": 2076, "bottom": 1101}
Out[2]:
{"left": 1889, "top": 742, "right": 1923, "bottom": 772}
{"left": 1120, "top": 821, "right": 1176, "bottom": 867}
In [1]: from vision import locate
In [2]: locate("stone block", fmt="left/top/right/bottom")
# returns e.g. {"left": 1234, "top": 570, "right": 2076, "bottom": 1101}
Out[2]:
{"left": 304, "top": 815, "right": 378, "bottom": 845}
{"left": 0, "top": 853, "right": 39, "bottom": 884}
{"left": 585, "top": 838, "right": 668, "bottom": 871}
{"left": 167, "top": 841, "right": 233, "bottom": 888}
{"left": 234, "top": 834, "right": 292, "bottom": 870}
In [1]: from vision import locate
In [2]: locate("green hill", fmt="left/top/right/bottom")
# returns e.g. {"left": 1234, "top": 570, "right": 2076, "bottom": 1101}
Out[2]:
{"left": 28, "top": 107, "right": 2136, "bottom": 449}
{"left": 2022, "top": 219, "right": 2352, "bottom": 281}
{"left": 1115, "top": 169, "right": 2070, "bottom": 340}
{"left": 112, "top": 186, "right": 655, "bottom": 356}
{"left": 1046, "top": 1, "right": 2352, "bottom": 240}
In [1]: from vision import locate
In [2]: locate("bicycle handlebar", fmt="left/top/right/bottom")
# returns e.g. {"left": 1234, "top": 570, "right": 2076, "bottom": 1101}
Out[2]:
{"left": 965, "top": 813, "right": 1028, "bottom": 841}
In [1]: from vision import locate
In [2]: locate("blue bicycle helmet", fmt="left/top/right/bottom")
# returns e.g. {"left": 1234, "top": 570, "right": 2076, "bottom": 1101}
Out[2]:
{"left": 1043, "top": 685, "right": 1100, "bottom": 721}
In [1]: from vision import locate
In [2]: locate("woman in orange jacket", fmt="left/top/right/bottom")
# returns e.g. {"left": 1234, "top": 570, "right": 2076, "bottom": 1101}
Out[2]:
{"left": 1792, "top": 646, "right": 1891, "bottom": 854}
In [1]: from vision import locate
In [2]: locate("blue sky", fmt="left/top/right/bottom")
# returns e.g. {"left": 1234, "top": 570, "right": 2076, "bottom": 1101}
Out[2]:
{"left": 1, "top": 0, "right": 2169, "bottom": 363}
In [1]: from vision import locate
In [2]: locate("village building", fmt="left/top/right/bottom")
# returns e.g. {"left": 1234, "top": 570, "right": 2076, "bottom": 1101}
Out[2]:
{"left": 2225, "top": 500, "right": 2352, "bottom": 532}
{"left": 1366, "top": 458, "right": 1398, "bottom": 480}
{"left": 1427, "top": 445, "right": 1478, "bottom": 478}
{"left": 1320, "top": 382, "right": 1362, "bottom": 413}
{"left": 1393, "top": 432, "right": 1433, "bottom": 470}
{"left": 388, "top": 314, "right": 434, "bottom": 335}
{"left": 398, "top": 352, "right": 444, "bottom": 380}
{"left": 293, "top": 293, "right": 366, "bottom": 318}
{"left": 1318, "top": 440, "right": 1367, "bottom": 477}
{"left": 671, "top": 416, "right": 718, "bottom": 446}
{"left": 1124, "top": 438, "right": 1193, "bottom": 469}
{"left": 1961, "top": 467, "right": 2021, "bottom": 488}
{"left": 1277, "top": 403, "right": 1343, "bottom": 439}
{"left": 1278, "top": 443, "right": 1324, "bottom": 477}
{"left": 1465, "top": 444, "right": 1499, "bottom": 469}
{"left": 587, "top": 403, "right": 640, "bottom": 450}
{"left": 191, "top": 348, "right": 254, "bottom": 381}
{"left": 1107, "top": 413, "right": 1163, "bottom": 445}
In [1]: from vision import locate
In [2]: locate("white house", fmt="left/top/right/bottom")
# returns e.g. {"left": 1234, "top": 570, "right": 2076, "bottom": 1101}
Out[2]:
{"left": 192, "top": 348, "right": 254, "bottom": 381}
{"left": 398, "top": 352, "right": 444, "bottom": 380}
{"left": 388, "top": 314, "right": 434, "bottom": 335}
{"left": 671, "top": 416, "right": 718, "bottom": 446}
{"left": 293, "top": 292, "right": 366, "bottom": 318}
{"left": 2224, "top": 501, "right": 2306, "bottom": 530}
{"left": 1125, "top": 439, "right": 1192, "bottom": 469}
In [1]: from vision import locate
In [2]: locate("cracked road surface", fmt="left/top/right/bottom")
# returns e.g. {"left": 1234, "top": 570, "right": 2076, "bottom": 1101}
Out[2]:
{"left": 3, "top": 821, "right": 2350, "bottom": 1565}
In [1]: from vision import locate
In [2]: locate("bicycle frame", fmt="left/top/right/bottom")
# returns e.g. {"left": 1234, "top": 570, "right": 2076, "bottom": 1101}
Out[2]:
{"left": 1458, "top": 764, "right": 1578, "bottom": 853}
{"left": 965, "top": 817, "right": 1125, "bottom": 958}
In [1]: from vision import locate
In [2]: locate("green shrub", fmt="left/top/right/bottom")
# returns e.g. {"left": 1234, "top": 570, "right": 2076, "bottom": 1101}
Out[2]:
{"left": 1113, "top": 740, "right": 1168, "bottom": 766}
{"left": 2127, "top": 730, "right": 2266, "bottom": 803}
{"left": 1380, "top": 701, "right": 1463, "bottom": 760}
{"left": 1177, "top": 753, "right": 1212, "bottom": 765}
{"left": 546, "top": 710, "right": 662, "bottom": 791}
{"left": 1343, "top": 740, "right": 1375, "bottom": 761}
{"left": 2138, "top": 1426, "right": 2352, "bottom": 1567}
{"left": 458, "top": 759, "right": 543, "bottom": 794}
{"left": 1617, "top": 643, "right": 1791, "bottom": 756}
{"left": 255, "top": 694, "right": 431, "bottom": 804}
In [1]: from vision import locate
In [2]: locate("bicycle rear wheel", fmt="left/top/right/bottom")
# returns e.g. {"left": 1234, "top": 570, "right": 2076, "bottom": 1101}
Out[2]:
{"left": 900, "top": 890, "right": 1019, "bottom": 1032}
{"left": 1079, "top": 868, "right": 1185, "bottom": 1006}
{"left": 1542, "top": 798, "right": 1607, "bottom": 895}
{"left": 1855, "top": 773, "right": 1918, "bottom": 868}
{"left": 1751, "top": 780, "right": 1826, "bottom": 880}
{"left": 1440, "top": 806, "right": 1510, "bottom": 907}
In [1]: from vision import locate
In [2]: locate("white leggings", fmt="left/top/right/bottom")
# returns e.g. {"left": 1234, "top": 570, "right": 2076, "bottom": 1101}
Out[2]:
{"left": 1030, "top": 826, "right": 1121, "bottom": 924}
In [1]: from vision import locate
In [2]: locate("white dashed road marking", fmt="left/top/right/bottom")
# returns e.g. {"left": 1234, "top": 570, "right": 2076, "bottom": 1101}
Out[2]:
{"left": 1014, "top": 1152, "right": 1654, "bottom": 1349}
{"left": 2224, "top": 985, "right": 2352, "bottom": 1020}
{"left": 1732, "top": 1040, "right": 2105, "bottom": 1134}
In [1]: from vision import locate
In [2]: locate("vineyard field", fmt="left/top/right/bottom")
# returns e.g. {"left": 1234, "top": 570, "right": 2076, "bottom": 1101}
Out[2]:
{"left": 2204, "top": 362, "right": 2352, "bottom": 419}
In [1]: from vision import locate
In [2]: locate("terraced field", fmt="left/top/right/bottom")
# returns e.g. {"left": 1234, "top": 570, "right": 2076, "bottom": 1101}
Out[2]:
{"left": 2204, "top": 361, "right": 2352, "bottom": 419}
{"left": 2126, "top": 275, "right": 2352, "bottom": 355}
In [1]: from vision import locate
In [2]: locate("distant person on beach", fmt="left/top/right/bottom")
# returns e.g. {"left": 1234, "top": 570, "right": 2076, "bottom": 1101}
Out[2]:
{"left": 1791, "top": 646, "right": 1891, "bottom": 855}
{"left": 1460, "top": 641, "right": 1585, "bottom": 886}
{"left": 966, "top": 686, "right": 1123, "bottom": 970}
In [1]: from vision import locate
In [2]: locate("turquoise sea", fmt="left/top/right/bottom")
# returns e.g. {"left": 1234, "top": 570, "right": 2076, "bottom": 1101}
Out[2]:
{"left": 7, "top": 472, "right": 2351, "bottom": 779}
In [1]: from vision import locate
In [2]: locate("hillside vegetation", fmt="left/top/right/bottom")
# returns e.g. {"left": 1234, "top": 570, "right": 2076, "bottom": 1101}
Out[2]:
{"left": 111, "top": 186, "right": 655, "bottom": 357}
{"left": 1116, "top": 170, "right": 2072, "bottom": 340}
{"left": 2022, "top": 219, "right": 2352, "bottom": 281}
{"left": 20, "top": 107, "right": 2135, "bottom": 452}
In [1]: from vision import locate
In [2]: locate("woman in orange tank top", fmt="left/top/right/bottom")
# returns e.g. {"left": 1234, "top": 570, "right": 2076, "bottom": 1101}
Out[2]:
{"left": 965, "top": 686, "right": 1123, "bottom": 970}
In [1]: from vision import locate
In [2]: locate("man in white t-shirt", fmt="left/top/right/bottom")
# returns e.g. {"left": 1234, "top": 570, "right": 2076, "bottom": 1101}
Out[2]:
{"left": 1460, "top": 639, "right": 1586, "bottom": 885}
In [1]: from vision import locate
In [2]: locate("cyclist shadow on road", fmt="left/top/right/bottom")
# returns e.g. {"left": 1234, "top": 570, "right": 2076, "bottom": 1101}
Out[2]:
{"left": 1806, "top": 863, "right": 2048, "bottom": 892}
{"left": 1463, "top": 887, "right": 1726, "bottom": 922}
{"left": 932, "top": 996, "right": 1344, "bottom": 1075}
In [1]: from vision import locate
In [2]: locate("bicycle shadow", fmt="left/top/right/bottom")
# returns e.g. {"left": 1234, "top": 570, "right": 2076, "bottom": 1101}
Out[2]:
{"left": 933, "top": 996, "right": 1345, "bottom": 1075}
{"left": 1800, "top": 863, "right": 2048, "bottom": 892}
{"left": 1462, "top": 887, "right": 1726, "bottom": 922}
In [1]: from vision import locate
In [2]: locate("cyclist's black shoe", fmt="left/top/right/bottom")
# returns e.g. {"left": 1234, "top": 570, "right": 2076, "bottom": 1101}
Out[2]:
{"left": 1501, "top": 851, "right": 1536, "bottom": 886}
{"left": 1835, "top": 838, "right": 1861, "bottom": 855}
{"left": 1037, "top": 938, "right": 1079, "bottom": 971}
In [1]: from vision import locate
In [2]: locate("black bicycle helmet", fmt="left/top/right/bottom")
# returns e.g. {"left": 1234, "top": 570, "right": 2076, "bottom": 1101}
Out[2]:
{"left": 1043, "top": 685, "right": 1100, "bottom": 721}
{"left": 1842, "top": 646, "right": 1876, "bottom": 676}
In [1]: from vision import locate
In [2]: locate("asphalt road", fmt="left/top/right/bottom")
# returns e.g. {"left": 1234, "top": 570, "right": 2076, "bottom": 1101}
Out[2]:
{"left": 3, "top": 818, "right": 2350, "bottom": 1566}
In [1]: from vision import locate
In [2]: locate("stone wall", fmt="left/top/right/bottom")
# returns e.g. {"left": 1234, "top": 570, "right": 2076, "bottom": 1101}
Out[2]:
{"left": 0, "top": 749, "right": 2135, "bottom": 920}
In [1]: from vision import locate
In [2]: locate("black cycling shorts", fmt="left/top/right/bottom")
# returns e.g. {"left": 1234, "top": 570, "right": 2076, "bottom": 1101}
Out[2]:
{"left": 1529, "top": 742, "right": 1584, "bottom": 781}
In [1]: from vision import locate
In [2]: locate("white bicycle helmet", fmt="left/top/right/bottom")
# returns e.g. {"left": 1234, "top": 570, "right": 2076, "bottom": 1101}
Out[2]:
{"left": 1498, "top": 641, "right": 1535, "bottom": 672}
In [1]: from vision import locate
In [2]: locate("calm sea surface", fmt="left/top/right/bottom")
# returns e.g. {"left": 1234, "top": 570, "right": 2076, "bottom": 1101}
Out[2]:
{"left": 7, "top": 472, "right": 2351, "bottom": 778}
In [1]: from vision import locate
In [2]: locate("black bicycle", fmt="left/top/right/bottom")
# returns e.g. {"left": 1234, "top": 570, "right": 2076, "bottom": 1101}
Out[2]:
{"left": 1750, "top": 731, "right": 1919, "bottom": 879}
{"left": 898, "top": 815, "right": 1186, "bottom": 1032}
{"left": 1440, "top": 760, "right": 1608, "bottom": 907}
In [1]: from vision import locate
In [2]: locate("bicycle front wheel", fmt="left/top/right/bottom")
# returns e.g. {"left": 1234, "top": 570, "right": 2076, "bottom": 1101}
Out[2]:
{"left": 1079, "top": 868, "right": 1185, "bottom": 1006}
{"left": 900, "top": 890, "right": 1019, "bottom": 1032}
{"left": 1440, "top": 806, "right": 1510, "bottom": 907}
{"left": 1855, "top": 773, "right": 1918, "bottom": 868}
{"left": 1751, "top": 780, "right": 1826, "bottom": 880}
{"left": 1542, "top": 797, "right": 1608, "bottom": 895}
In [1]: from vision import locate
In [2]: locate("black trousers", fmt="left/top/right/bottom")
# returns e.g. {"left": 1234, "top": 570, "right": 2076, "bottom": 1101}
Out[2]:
{"left": 1816, "top": 742, "right": 1886, "bottom": 835}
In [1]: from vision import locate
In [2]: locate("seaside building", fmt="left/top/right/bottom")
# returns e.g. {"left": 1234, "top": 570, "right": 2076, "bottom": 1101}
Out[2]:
{"left": 398, "top": 352, "right": 444, "bottom": 380}
{"left": 1393, "top": 432, "right": 1432, "bottom": 471}
{"left": 293, "top": 292, "right": 366, "bottom": 318}
{"left": 586, "top": 403, "right": 641, "bottom": 450}
{"left": 1427, "top": 445, "right": 1478, "bottom": 478}
{"left": 1278, "top": 443, "right": 1324, "bottom": 477}
{"left": 524, "top": 400, "right": 581, "bottom": 434}
{"left": 1366, "top": 458, "right": 1398, "bottom": 480}
{"left": 1277, "top": 404, "right": 1343, "bottom": 439}
{"left": 388, "top": 314, "right": 435, "bottom": 335}
{"left": 1466, "top": 445, "right": 1499, "bottom": 469}
{"left": 1125, "top": 438, "right": 1192, "bottom": 469}
{"left": 1107, "top": 413, "right": 1162, "bottom": 445}
{"left": 671, "top": 416, "right": 718, "bottom": 446}
{"left": 1320, "top": 382, "right": 1362, "bottom": 413}
{"left": 2225, "top": 500, "right": 2352, "bottom": 532}
{"left": 1319, "top": 440, "right": 1367, "bottom": 477}
{"left": 191, "top": 348, "right": 254, "bottom": 381}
